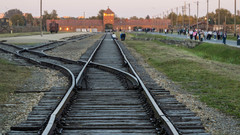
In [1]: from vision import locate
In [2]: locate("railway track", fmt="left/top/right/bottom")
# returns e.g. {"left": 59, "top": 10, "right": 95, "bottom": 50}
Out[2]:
{"left": 1, "top": 33, "right": 209, "bottom": 135}
{"left": 0, "top": 33, "right": 94, "bottom": 54}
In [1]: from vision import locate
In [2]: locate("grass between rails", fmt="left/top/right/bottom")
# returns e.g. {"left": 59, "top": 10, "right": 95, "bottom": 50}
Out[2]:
{"left": 124, "top": 33, "right": 240, "bottom": 118}
{"left": 0, "top": 58, "right": 31, "bottom": 103}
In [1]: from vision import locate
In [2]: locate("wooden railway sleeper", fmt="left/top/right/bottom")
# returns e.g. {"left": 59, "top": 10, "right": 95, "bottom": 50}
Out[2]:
{"left": 156, "top": 127, "right": 168, "bottom": 135}
{"left": 139, "top": 90, "right": 163, "bottom": 128}
{"left": 138, "top": 90, "right": 173, "bottom": 135}
{"left": 81, "top": 74, "right": 89, "bottom": 90}
{"left": 122, "top": 60, "right": 128, "bottom": 67}
{"left": 117, "top": 74, "right": 134, "bottom": 90}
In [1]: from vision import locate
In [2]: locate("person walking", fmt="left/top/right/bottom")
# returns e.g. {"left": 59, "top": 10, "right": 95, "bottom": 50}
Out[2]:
{"left": 199, "top": 30, "right": 202, "bottom": 41}
{"left": 121, "top": 32, "right": 126, "bottom": 41}
{"left": 209, "top": 31, "right": 212, "bottom": 40}
{"left": 220, "top": 31, "right": 223, "bottom": 39}
{"left": 217, "top": 31, "right": 220, "bottom": 40}
{"left": 200, "top": 30, "right": 204, "bottom": 41}
{"left": 193, "top": 30, "right": 197, "bottom": 40}
{"left": 213, "top": 31, "right": 217, "bottom": 40}
{"left": 112, "top": 33, "right": 117, "bottom": 39}
{"left": 204, "top": 31, "right": 208, "bottom": 40}
{"left": 223, "top": 32, "right": 227, "bottom": 44}
{"left": 189, "top": 29, "right": 193, "bottom": 40}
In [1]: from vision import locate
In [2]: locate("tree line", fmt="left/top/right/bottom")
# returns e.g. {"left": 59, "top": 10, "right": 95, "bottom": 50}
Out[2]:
{"left": 166, "top": 8, "right": 240, "bottom": 26}
{"left": 3, "top": 9, "right": 58, "bottom": 30}
{"left": 3, "top": 8, "right": 154, "bottom": 29}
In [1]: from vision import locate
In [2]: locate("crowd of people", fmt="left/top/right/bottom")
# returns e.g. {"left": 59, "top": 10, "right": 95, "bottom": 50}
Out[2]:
{"left": 160, "top": 28, "right": 236, "bottom": 45}
{"left": 188, "top": 29, "right": 228, "bottom": 44}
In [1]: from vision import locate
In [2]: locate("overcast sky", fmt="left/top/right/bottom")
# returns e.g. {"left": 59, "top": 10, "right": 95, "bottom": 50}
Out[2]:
{"left": 0, "top": 0, "right": 238, "bottom": 18}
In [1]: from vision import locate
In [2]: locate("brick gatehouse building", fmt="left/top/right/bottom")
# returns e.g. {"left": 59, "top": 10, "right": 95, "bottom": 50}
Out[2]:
{"left": 47, "top": 8, "right": 171, "bottom": 32}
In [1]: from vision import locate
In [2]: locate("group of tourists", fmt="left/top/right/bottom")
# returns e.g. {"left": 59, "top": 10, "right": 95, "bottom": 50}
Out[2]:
{"left": 159, "top": 28, "right": 229, "bottom": 45}
{"left": 159, "top": 29, "right": 174, "bottom": 34}
{"left": 188, "top": 29, "right": 228, "bottom": 44}
{"left": 177, "top": 29, "right": 187, "bottom": 35}
{"left": 111, "top": 32, "right": 126, "bottom": 41}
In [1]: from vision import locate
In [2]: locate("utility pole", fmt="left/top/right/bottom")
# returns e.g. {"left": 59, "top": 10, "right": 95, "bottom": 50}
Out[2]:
{"left": 167, "top": 10, "right": 169, "bottom": 18}
{"left": 225, "top": 16, "right": 227, "bottom": 32}
{"left": 234, "top": 0, "right": 236, "bottom": 36}
{"left": 189, "top": 3, "right": 191, "bottom": 30}
{"left": 197, "top": 1, "right": 199, "bottom": 30}
{"left": 218, "top": 0, "right": 220, "bottom": 27}
{"left": 171, "top": 9, "right": 173, "bottom": 28}
{"left": 207, "top": 0, "right": 209, "bottom": 31}
{"left": 176, "top": 7, "right": 178, "bottom": 28}
{"left": 40, "top": 0, "right": 43, "bottom": 37}
{"left": 182, "top": 6, "right": 184, "bottom": 28}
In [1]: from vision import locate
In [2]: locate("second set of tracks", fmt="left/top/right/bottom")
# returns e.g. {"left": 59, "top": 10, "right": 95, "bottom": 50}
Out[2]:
{"left": 0, "top": 33, "right": 208, "bottom": 135}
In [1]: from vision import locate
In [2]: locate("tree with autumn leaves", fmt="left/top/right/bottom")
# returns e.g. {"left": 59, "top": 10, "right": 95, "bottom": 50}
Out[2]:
{"left": 167, "top": 8, "right": 240, "bottom": 27}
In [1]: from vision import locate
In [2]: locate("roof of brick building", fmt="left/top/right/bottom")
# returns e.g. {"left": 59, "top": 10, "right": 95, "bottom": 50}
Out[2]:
{"left": 104, "top": 8, "right": 114, "bottom": 14}
{"left": 50, "top": 19, "right": 103, "bottom": 26}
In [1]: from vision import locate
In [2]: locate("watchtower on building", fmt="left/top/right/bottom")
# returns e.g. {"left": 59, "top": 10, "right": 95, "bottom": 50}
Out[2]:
{"left": 103, "top": 7, "right": 114, "bottom": 30}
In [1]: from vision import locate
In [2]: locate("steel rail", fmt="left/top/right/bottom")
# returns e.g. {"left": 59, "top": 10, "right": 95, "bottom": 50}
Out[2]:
{"left": 75, "top": 34, "right": 106, "bottom": 86}
{"left": 2, "top": 49, "right": 78, "bottom": 134}
{"left": 17, "top": 49, "right": 139, "bottom": 87}
{"left": 88, "top": 61, "right": 139, "bottom": 88}
{"left": 114, "top": 39, "right": 179, "bottom": 135}
{"left": 42, "top": 34, "right": 106, "bottom": 135}
{"left": 0, "top": 42, "right": 23, "bottom": 50}
{"left": 41, "top": 63, "right": 75, "bottom": 135}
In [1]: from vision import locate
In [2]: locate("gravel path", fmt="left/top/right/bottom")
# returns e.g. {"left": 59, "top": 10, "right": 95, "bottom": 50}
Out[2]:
{"left": 0, "top": 52, "right": 68, "bottom": 134}
{"left": 124, "top": 43, "right": 240, "bottom": 135}
{"left": 0, "top": 33, "right": 100, "bottom": 134}
{"left": 0, "top": 32, "right": 87, "bottom": 44}
{"left": 46, "top": 34, "right": 103, "bottom": 60}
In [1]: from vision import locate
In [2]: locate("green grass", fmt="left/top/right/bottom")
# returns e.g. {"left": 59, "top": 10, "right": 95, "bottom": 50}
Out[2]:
{"left": 185, "top": 42, "right": 240, "bottom": 65}
{"left": 0, "top": 58, "right": 31, "bottom": 103}
{"left": 125, "top": 37, "right": 240, "bottom": 118}
{"left": 129, "top": 33, "right": 240, "bottom": 65}
{"left": 227, "top": 34, "right": 238, "bottom": 41}
{"left": 131, "top": 32, "right": 185, "bottom": 40}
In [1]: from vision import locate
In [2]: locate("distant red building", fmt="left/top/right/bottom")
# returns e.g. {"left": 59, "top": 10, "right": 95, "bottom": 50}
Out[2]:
{"left": 47, "top": 8, "right": 171, "bottom": 32}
